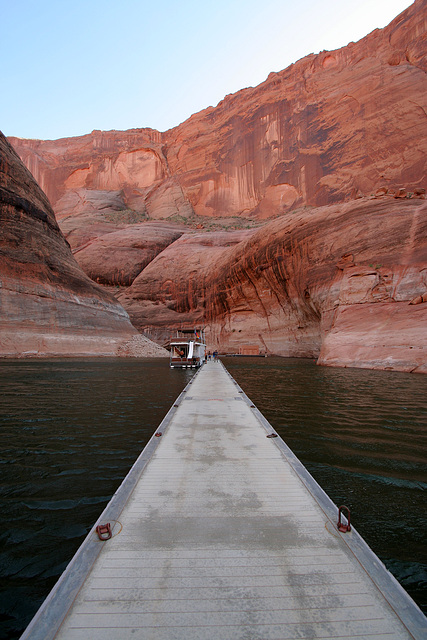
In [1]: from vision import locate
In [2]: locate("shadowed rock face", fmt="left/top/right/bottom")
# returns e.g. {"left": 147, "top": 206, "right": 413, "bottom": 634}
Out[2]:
{"left": 119, "top": 198, "right": 427, "bottom": 373}
{"left": 8, "top": 0, "right": 427, "bottom": 221}
{"left": 0, "top": 132, "right": 137, "bottom": 357}
{"left": 118, "top": 229, "right": 256, "bottom": 330}
{"left": 72, "top": 221, "right": 186, "bottom": 287}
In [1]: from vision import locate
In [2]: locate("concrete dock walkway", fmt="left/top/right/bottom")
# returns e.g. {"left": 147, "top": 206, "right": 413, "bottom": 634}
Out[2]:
{"left": 22, "top": 361, "right": 426, "bottom": 639}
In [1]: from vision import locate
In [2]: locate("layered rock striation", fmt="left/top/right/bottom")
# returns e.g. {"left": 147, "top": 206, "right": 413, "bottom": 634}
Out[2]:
{"left": 72, "top": 221, "right": 186, "bottom": 287}
{"left": 119, "top": 198, "right": 427, "bottom": 373}
{"left": 119, "top": 229, "right": 255, "bottom": 331}
{"left": 9, "top": 0, "right": 427, "bottom": 221}
{"left": 0, "top": 132, "right": 139, "bottom": 357}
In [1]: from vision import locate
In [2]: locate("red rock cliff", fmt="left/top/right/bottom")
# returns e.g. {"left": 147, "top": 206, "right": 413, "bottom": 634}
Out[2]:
{"left": 0, "top": 132, "right": 138, "bottom": 357}
{"left": 8, "top": 0, "right": 427, "bottom": 221}
{"left": 4, "top": 0, "right": 427, "bottom": 371}
{"left": 118, "top": 198, "right": 427, "bottom": 373}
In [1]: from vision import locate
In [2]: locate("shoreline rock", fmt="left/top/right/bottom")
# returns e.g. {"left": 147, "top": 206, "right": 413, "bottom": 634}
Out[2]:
{"left": 116, "top": 334, "right": 169, "bottom": 358}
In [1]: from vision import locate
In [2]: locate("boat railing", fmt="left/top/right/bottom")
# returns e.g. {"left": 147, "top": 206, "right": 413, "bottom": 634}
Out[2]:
{"left": 170, "top": 331, "right": 205, "bottom": 341}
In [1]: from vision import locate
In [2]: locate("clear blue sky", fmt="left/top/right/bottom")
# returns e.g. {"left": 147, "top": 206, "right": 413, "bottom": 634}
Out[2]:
{"left": 1, "top": 0, "right": 412, "bottom": 140}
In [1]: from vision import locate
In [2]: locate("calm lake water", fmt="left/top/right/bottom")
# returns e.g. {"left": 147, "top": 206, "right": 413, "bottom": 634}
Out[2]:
{"left": 0, "top": 357, "right": 426, "bottom": 638}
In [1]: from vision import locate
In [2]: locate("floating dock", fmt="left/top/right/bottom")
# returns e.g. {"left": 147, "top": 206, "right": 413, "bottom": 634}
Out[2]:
{"left": 22, "top": 361, "right": 426, "bottom": 639}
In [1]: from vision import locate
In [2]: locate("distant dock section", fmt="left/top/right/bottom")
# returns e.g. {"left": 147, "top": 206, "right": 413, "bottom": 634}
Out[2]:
{"left": 21, "top": 361, "right": 426, "bottom": 639}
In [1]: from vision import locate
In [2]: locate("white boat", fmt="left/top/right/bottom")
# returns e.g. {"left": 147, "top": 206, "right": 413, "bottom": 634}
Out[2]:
{"left": 169, "top": 329, "right": 206, "bottom": 368}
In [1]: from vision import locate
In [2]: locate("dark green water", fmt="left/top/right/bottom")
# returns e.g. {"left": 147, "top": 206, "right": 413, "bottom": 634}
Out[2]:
{"left": 0, "top": 357, "right": 426, "bottom": 638}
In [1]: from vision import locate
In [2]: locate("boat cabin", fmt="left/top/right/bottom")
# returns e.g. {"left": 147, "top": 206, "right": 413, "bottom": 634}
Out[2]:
{"left": 169, "top": 329, "right": 206, "bottom": 369}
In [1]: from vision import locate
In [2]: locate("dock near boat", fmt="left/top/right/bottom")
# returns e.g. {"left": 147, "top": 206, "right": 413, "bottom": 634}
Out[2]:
{"left": 21, "top": 361, "right": 426, "bottom": 640}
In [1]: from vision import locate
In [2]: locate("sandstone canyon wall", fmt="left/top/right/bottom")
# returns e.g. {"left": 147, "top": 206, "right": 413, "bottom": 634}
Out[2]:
{"left": 0, "top": 132, "right": 140, "bottom": 357}
{"left": 118, "top": 198, "right": 427, "bottom": 373}
{"left": 4, "top": 0, "right": 427, "bottom": 371}
{"left": 8, "top": 0, "right": 427, "bottom": 221}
